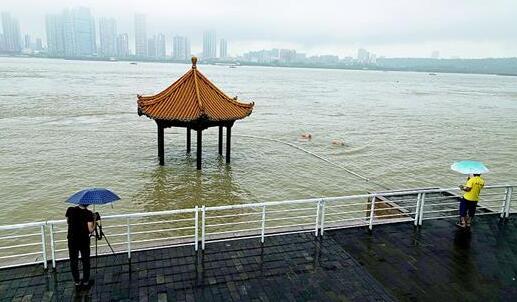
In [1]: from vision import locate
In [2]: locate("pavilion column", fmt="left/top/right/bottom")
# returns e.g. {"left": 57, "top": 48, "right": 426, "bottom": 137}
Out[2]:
{"left": 186, "top": 127, "right": 191, "bottom": 153}
{"left": 157, "top": 123, "right": 164, "bottom": 166}
{"left": 218, "top": 126, "right": 223, "bottom": 156}
{"left": 226, "top": 125, "right": 232, "bottom": 164}
{"left": 196, "top": 130, "right": 203, "bottom": 170}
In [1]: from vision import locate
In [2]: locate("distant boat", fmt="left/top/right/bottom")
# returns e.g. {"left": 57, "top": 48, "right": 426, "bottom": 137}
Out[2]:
{"left": 130, "top": 62, "right": 138, "bottom": 65}
{"left": 428, "top": 73, "right": 437, "bottom": 75}
{"left": 214, "top": 62, "right": 240, "bottom": 68}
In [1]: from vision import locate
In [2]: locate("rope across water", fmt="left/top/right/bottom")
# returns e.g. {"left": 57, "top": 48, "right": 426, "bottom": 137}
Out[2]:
{"left": 234, "top": 134, "right": 391, "bottom": 190}
{"left": 31, "top": 127, "right": 393, "bottom": 190}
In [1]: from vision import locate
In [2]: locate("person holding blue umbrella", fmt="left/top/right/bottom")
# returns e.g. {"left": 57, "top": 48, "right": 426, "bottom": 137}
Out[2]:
{"left": 66, "top": 188, "right": 120, "bottom": 290}
{"left": 451, "top": 161, "right": 488, "bottom": 228}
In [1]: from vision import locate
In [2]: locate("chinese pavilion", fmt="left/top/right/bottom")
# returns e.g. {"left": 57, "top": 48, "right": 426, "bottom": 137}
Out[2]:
{"left": 137, "top": 57, "right": 254, "bottom": 170}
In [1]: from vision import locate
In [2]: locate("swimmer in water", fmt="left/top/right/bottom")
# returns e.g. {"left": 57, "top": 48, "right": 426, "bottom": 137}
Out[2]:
{"left": 331, "top": 139, "right": 345, "bottom": 146}
{"left": 301, "top": 133, "right": 312, "bottom": 140}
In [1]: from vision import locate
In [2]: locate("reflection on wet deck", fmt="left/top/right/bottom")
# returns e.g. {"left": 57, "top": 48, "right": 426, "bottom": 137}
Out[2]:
{"left": 0, "top": 215, "right": 515, "bottom": 301}
{"left": 329, "top": 215, "right": 517, "bottom": 301}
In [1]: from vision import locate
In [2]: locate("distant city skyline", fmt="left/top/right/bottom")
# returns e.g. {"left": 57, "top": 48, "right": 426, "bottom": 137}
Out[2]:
{"left": 4, "top": 10, "right": 378, "bottom": 67}
{"left": 2, "top": 7, "right": 383, "bottom": 66}
{"left": 1, "top": 9, "right": 517, "bottom": 77}
{"left": 0, "top": 7, "right": 510, "bottom": 68}
{"left": 0, "top": 8, "right": 491, "bottom": 62}
{"left": 2, "top": 0, "right": 517, "bottom": 58}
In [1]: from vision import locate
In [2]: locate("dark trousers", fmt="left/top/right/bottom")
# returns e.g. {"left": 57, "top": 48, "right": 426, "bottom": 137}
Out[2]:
{"left": 68, "top": 239, "right": 91, "bottom": 283}
{"left": 459, "top": 198, "right": 477, "bottom": 218}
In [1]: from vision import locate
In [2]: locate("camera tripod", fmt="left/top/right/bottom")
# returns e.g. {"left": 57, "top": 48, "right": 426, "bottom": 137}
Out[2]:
{"left": 93, "top": 222, "right": 116, "bottom": 256}
{"left": 92, "top": 217, "right": 120, "bottom": 275}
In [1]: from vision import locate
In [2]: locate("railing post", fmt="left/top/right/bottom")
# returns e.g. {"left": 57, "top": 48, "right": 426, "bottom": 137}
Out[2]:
{"left": 49, "top": 223, "right": 56, "bottom": 269}
{"left": 500, "top": 189, "right": 507, "bottom": 219}
{"left": 194, "top": 206, "right": 199, "bottom": 251}
{"left": 320, "top": 200, "right": 326, "bottom": 235}
{"left": 503, "top": 186, "right": 513, "bottom": 219}
{"left": 414, "top": 193, "right": 421, "bottom": 227}
{"left": 314, "top": 200, "right": 320, "bottom": 236}
{"left": 418, "top": 192, "right": 426, "bottom": 226}
{"left": 261, "top": 206, "right": 266, "bottom": 243}
{"left": 40, "top": 225, "right": 47, "bottom": 269}
{"left": 369, "top": 196, "right": 376, "bottom": 231}
{"left": 127, "top": 217, "right": 131, "bottom": 260}
{"left": 201, "top": 206, "right": 206, "bottom": 250}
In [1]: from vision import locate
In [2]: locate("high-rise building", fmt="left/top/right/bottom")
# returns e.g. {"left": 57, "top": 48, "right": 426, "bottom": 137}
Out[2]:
{"left": 0, "top": 34, "right": 5, "bottom": 52}
{"left": 61, "top": 9, "right": 76, "bottom": 57}
{"left": 357, "top": 48, "right": 370, "bottom": 64}
{"left": 156, "top": 33, "right": 166, "bottom": 58}
{"left": 293, "top": 53, "right": 306, "bottom": 63}
{"left": 369, "top": 54, "right": 377, "bottom": 64}
{"left": 116, "top": 33, "right": 129, "bottom": 57}
{"left": 185, "top": 38, "right": 191, "bottom": 59}
{"left": 45, "top": 14, "right": 65, "bottom": 56}
{"left": 172, "top": 36, "right": 184, "bottom": 60}
{"left": 147, "top": 36, "right": 156, "bottom": 58}
{"left": 99, "top": 17, "right": 117, "bottom": 57}
{"left": 172, "top": 35, "right": 190, "bottom": 60}
{"left": 71, "top": 7, "right": 96, "bottom": 56}
{"left": 34, "top": 38, "right": 43, "bottom": 51}
{"left": 46, "top": 7, "right": 96, "bottom": 57}
{"left": 1, "top": 12, "right": 22, "bottom": 53}
{"left": 60, "top": 7, "right": 96, "bottom": 57}
{"left": 24, "top": 34, "right": 31, "bottom": 49}
{"left": 202, "top": 30, "right": 217, "bottom": 59}
{"left": 219, "top": 39, "right": 228, "bottom": 58}
{"left": 279, "top": 49, "right": 296, "bottom": 63}
{"left": 134, "top": 14, "right": 147, "bottom": 57}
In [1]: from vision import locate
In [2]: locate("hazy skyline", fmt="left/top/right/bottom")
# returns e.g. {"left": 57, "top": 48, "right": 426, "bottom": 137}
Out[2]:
{"left": 3, "top": 0, "right": 517, "bottom": 58}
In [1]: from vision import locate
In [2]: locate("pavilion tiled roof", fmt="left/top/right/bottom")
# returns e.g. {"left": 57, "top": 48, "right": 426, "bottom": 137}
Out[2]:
{"left": 137, "top": 57, "right": 254, "bottom": 122}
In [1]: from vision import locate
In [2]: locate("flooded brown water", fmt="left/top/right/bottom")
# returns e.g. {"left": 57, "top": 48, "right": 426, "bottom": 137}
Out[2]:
{"left": 1, "top": 57, "right": 516, "bottom": 224}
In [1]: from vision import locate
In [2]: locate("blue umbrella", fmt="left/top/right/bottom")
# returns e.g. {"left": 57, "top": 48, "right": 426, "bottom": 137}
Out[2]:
{"left": 67, "top": 188, "right": 120, "bottom": 205}
{"left": 451, "top": 160, "right": 489, "bottom": 175}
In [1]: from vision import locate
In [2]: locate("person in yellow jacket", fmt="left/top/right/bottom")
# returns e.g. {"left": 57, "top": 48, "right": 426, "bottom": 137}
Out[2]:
{"left": 458, "top": 174, "right": 485, "bottom": 228}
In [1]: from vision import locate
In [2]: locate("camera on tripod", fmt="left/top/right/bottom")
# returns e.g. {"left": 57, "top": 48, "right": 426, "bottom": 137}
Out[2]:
{"left": 92, "top": 212, "right": 104, "bottom": 240}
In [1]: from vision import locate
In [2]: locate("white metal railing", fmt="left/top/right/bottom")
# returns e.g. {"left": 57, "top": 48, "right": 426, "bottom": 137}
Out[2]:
{"left": 0, "top": 221, "right": 48, "bottom": 269}
{"left": 45, "top": 207, "right": 198, "bottom": 269}
{"left": 0, "top": 184, "right": 514, "bottom": 269}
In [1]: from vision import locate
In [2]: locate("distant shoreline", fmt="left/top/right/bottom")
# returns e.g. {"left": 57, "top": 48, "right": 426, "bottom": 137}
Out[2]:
{"left": 1, "top": 54, "right": 516, "bottom": 77}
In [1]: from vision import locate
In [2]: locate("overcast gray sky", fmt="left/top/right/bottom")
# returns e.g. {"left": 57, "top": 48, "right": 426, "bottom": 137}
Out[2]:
{"left": 3, "top": 0, "right": 517, "bottom": 58}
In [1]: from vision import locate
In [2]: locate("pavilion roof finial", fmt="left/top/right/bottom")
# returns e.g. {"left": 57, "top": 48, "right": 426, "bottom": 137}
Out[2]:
{"left": 191, "top": 56, "right": 197, "bottom": 69}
